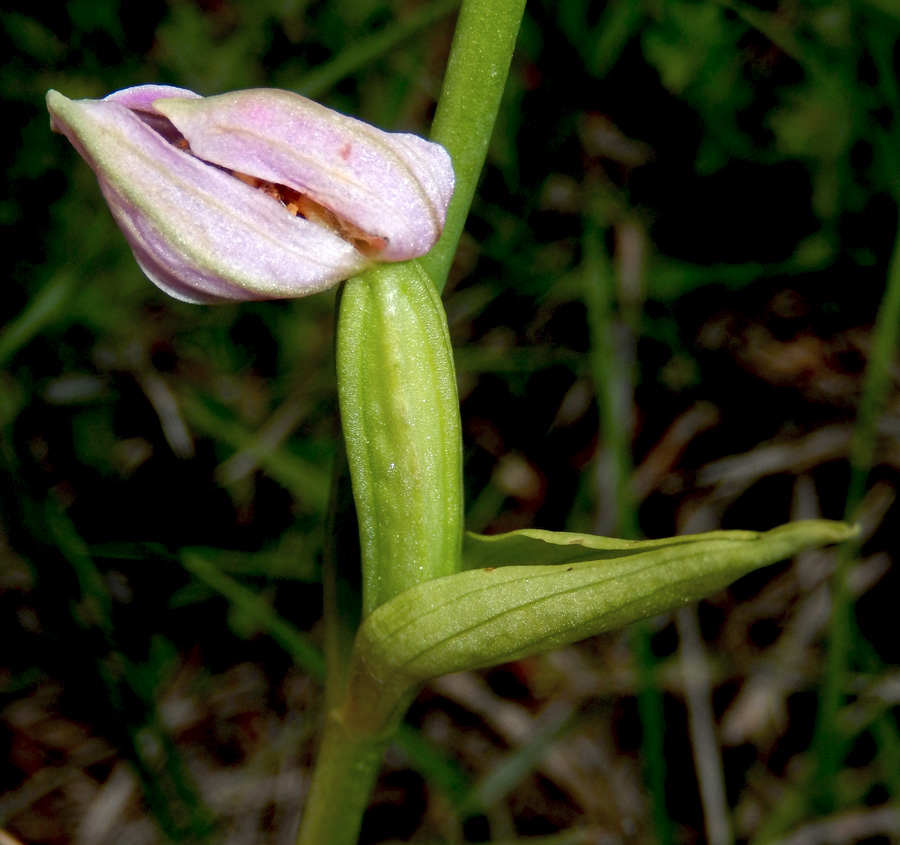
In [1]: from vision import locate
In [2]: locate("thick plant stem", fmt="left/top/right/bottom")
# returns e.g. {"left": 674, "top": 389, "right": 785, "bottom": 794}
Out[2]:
{"left": 421, "top": 0, "right": 528, "bottom": 293}
{"left": 317, "top": 0, "right": 528, "bottom": 666}
{"left": 302, "top": 4, "right": 529, "bottom": 842}
{"left": 294, "top": 710, "right": 396, "bottom": 845}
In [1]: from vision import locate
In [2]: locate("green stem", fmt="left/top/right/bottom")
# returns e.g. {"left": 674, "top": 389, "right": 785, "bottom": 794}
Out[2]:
{"left": 301, "top": 3, "right": 529, "bottom": 842}
{"left": 812, "top": 211, "right": 900, "bottom": 808}
{"left": 420, "top": 0, "right": 528, "bottom": 293}
{"left": 294, "top": 711, "right": 396, "bottom": 845}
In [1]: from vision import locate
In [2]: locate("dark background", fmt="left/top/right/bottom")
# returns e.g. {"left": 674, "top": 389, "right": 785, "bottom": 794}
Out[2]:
{"left": 1, "top": 0, "right": 898, "bottom": 842}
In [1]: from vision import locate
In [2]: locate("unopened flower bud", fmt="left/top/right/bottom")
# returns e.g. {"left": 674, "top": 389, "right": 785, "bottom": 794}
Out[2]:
{"left": 46, "top": 85, "right": 454, "bottom": 304}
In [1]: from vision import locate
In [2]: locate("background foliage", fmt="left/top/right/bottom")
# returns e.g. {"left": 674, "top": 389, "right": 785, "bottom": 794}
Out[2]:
{"left": 2, "top": 0, "right": 898, "bottom": 843}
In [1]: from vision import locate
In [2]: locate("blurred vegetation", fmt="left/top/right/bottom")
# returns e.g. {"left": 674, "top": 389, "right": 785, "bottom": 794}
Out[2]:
{"left": 1, "top": 0, "right": 899, "bottom": 843}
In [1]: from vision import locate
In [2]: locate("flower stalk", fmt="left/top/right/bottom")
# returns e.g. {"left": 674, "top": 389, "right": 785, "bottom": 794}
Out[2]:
{"left": 293, "top": 708, "right": 400, "bottom": 845}
{"left": 422, "top": 0, "right": 529, "bottom": 293}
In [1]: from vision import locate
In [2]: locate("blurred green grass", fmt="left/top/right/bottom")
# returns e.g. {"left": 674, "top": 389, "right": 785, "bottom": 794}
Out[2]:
{"left": 1, "top": 0, "right": 899, "bottom": 843}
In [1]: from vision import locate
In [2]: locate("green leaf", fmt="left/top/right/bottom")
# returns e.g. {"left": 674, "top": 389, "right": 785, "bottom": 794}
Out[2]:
{"left": 337, "top": 262, "right": 464, "bottom": 616}
{"left": 343, "top": 520, "right": 856, "bottom": 732}
{"left": 461, "top": 525, "right": 774, "bottom": 569}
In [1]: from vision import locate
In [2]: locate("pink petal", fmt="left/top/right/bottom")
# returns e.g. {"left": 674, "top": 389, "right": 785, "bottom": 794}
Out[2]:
{"left": 155, "top": 89, "right": 455, "bottom": 262}
{"left": 47, "top": 89, "right": 368, "bottom": 303}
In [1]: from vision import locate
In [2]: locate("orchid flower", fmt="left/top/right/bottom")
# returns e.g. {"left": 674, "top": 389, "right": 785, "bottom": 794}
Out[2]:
{"left": 46, "top": 85, "right": 455, "bottom": 304}
{"left": 44, "top": 55, "right": 860, "bottom": 845}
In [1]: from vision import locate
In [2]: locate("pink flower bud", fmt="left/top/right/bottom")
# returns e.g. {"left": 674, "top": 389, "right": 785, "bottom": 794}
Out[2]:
{"left": 46, "top": 85, "right": 454, "bottom": 304}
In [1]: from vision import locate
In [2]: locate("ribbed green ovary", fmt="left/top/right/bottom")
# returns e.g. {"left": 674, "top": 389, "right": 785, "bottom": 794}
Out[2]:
{"left": 336, "top": 261, "right": 463, "bottom": 616}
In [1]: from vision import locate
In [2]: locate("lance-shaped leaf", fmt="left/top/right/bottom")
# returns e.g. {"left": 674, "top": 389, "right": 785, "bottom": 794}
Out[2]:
{"left": 341, "top": 520, "right": 855, "bottom": 732}
{"left": 46, "top": 86, "right": 454, "bottom": 304}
